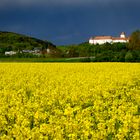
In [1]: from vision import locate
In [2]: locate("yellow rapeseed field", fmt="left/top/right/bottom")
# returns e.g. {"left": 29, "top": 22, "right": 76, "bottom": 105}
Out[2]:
{"left": 0, "top": 63, "right": 140, "bottom": 139}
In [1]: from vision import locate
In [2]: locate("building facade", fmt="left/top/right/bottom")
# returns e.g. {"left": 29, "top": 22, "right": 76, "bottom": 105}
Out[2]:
{"left": 89, "top": 32, "right": 129, "bottom": 45}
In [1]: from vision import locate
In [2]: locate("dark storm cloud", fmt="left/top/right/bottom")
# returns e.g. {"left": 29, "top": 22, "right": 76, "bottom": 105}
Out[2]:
{"left": 0, "top": 0, "right": 140, "bottom": 45}
{"left": 0, "top": 0, "right": 140, "bottom": 8}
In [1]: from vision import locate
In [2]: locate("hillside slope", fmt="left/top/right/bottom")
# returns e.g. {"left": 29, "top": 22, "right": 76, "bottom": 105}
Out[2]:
{"left": 0, "top": 31, "right": 56, "bottom": 53}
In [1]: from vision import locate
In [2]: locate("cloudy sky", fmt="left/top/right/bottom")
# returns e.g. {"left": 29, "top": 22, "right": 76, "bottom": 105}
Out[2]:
{"left": 0, "top": 0, "right": 140, "bottom": 45}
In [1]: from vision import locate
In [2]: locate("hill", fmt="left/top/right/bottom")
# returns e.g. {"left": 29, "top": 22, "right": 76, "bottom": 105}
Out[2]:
{"left": 0, "top": 31, "right": 57, "bottom": 54}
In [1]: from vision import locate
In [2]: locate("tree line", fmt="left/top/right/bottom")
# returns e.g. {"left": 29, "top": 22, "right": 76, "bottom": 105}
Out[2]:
{"left": 0, "top": 30, "right": 140, "bottom": 62}
{"left": 58, "top": 30, "right": 140, "bottom": 62}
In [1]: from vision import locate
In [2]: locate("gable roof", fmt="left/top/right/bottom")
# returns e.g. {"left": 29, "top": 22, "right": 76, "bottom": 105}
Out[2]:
{"left": 112, "top": 37, "right": 129, "bottom": 41}
{"left": 90, "top": 36, "right": 129, "bottom": 41}
{"left": 93, "top": 36, "right": 112, "bottom": 40}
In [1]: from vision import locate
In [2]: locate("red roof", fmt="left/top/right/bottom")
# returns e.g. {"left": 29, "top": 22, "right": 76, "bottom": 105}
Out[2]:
{"left": 112, "top": 37, "right": 129, "bottom": 41}
{"left": 93, "top": 36, "right": 112, "bottom": 40}
{"left": 90, "top": 36, "right": 129, "bottom": 41}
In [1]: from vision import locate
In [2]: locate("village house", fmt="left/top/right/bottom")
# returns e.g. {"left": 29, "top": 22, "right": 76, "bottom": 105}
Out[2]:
{"left": 89, "top": 32, "right": 129, "bottom": 45}
{"left": 5, "top": 51, "right": 17, "bottom": 55}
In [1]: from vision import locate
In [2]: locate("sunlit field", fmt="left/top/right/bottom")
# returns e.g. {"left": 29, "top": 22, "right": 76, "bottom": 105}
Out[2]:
{"left": 0, "top": 63, "right": 140, "bottom": 139}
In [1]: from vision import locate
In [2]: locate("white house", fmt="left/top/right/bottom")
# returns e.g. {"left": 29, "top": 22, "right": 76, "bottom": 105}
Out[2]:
{"left": 5, "top": 51, "right": 17, "bottom": 55}
{"left": 89, "top": 32, "right": 129, "bottom": 45}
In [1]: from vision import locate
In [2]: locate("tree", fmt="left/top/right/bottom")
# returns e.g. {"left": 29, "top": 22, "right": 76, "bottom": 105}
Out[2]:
{"left": 125, "top": 51, "right": 133, "bottom": 62}
{"left": 128, "top": 30, "right": 140, "bottom": 50}
{"left": 131, "top": 50, "right": 140, "bottom": 62}
{"left": 67, "top": 46, "right": 79, "bottom": 57}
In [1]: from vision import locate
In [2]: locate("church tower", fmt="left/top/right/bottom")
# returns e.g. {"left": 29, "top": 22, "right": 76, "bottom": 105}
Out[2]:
{"left": 120, "top": 32, "right": 126, "bottom": 38}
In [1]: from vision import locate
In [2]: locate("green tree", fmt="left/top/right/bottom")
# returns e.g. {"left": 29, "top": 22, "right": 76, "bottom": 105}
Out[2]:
{"left": 67, "top": 46, "right": 79, "bottom": 57}
{"left": 125, "top": 51, "right": 133, "bottom": 62}
{"left": 128, "top": 30, "right": 140, "bottom": 50}
{"left": 131, "top": 50, "right": 140, "bottom": 62}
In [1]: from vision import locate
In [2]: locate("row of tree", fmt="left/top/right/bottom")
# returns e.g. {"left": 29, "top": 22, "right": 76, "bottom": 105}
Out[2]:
{"left": 58, "top": 30, "right": 140, "bottom": 62}
{"left": 0, "top": 30, "right": 140, "bottom": 61}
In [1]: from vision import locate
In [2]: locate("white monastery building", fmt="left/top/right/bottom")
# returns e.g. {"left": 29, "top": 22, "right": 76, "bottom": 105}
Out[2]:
{"left": 89, "top": 32, "right": 129, "bottom": 45}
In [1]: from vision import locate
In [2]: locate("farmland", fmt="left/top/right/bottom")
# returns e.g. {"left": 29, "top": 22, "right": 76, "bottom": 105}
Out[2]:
{"left": 0, "top": 63, "right": 140, "bottom": 139}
